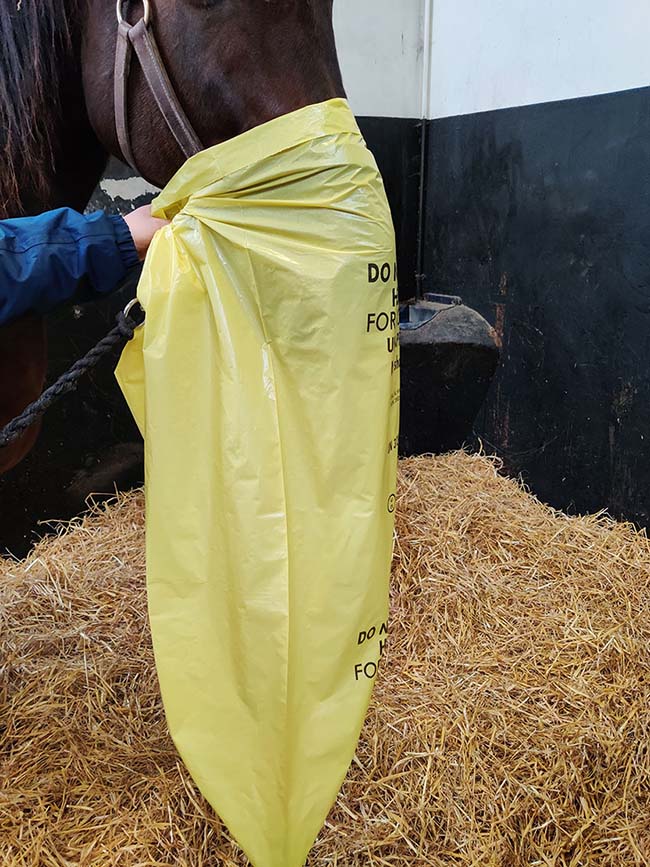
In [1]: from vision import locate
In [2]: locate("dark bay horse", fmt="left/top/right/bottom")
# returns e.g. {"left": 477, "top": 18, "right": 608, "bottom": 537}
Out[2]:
{"left": 0, "top": 0, "right": 344, "bottom": 472}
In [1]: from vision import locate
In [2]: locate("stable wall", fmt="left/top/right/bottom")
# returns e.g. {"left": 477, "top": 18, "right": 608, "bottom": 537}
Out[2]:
{"left": 338, "top": 0, "right": 650, "bottom": 527}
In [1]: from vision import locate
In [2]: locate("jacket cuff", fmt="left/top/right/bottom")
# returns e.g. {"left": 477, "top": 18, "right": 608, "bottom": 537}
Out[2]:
{"left": 108, "top": 214, "right": 140, "bottom": 271}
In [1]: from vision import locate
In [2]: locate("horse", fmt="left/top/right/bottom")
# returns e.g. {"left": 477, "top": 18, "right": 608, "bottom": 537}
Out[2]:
{"left": 0, "top": 0, "right": 344, "bottom": 473}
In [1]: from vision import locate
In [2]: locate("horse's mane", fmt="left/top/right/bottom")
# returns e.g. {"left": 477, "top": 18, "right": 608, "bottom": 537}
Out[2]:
{"left": 0, "top": 0, "right": 74, "bottom": 216}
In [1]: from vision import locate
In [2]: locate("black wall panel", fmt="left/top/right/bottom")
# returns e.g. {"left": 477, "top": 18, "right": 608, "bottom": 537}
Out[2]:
{"left": 423, "top": 86, "right": 650, "bottom": 525}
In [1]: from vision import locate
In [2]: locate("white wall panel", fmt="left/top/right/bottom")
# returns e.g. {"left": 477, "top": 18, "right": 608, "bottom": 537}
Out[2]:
{"left": 429, "top": 0, "right": 650, "bottom": 119}
{"left": 334, "top": 1, "right": 649, "bottom": 120}
{"left": 333, "top": 0, "right": 426, "bottom": 118}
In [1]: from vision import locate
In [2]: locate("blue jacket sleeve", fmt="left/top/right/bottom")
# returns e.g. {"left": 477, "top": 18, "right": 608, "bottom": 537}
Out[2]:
{"left": 0, "top": 208, "right": 140, "bottom": 327}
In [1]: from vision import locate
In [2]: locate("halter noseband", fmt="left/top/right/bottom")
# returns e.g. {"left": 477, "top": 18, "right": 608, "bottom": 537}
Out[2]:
{"left": 114, "top": 0, "right": 202, "bottom": 175}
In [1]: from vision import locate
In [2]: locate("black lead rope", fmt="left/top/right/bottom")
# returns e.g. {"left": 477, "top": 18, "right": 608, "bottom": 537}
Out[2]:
{"left": 0, "top": 301, "right": 144, "bottom": 449}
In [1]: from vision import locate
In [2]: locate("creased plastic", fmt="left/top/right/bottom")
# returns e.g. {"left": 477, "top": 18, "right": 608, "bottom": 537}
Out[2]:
{"left": 115, "top": 99, "right": 400, "bottom": 867}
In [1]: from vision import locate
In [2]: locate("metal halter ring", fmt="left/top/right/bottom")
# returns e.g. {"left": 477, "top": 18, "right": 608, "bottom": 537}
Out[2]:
{"left": 123, "top": 298, "right": 143, "bottom": 319}
{"left": 116, "top": 0, "right": 151, "bottom": 27}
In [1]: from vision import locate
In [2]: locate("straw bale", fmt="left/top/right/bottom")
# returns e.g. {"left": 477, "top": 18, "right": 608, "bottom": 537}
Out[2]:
{"left": 1, "top": 452, "right": 649, "bottom": 866}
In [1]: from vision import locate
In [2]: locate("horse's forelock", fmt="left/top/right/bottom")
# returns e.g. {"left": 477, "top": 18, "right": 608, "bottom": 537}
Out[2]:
{"left": 0, "top": 0, "right": 75, "bottom": 216}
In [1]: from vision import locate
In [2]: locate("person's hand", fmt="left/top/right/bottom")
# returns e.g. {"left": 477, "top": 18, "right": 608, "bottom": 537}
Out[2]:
{"left": 123, "top": 204, "right": 170, "bottom": 261}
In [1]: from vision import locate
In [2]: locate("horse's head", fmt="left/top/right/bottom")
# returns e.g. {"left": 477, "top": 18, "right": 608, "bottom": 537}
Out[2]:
{"left": 82, "top": 0, "right": 345, "bottom": 188}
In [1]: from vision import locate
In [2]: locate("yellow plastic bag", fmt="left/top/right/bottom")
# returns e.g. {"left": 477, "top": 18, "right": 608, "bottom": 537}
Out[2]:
{"left": 116, "top": 98, "right": 399, "bottom": 867}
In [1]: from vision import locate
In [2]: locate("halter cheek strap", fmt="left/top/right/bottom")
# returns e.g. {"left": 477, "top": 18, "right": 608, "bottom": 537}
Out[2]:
{"left": 114, "top": 0, "right": 202, "bottom": 173}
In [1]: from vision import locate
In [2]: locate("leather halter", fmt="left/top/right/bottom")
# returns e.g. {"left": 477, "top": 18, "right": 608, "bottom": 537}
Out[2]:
{"left": 114, "top": 0, "right": 202, "bottom": 174}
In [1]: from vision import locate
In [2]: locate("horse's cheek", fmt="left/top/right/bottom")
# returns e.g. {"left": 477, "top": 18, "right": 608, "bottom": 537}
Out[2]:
{"left": 0, "top": 313, "right": 47, "bottom": 473}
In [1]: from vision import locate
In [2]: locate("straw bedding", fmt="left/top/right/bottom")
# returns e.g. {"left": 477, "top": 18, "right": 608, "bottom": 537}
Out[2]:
{"left": 1, "top": 451, "right": 649, "bottom": 866}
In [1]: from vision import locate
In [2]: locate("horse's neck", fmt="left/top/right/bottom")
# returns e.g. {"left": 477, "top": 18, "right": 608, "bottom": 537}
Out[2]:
{"left": 207, "top": 11, "right": 345, "bottom": 145}
{"left": 15, "top": 110, "right": 107, "bottom": 218}
{"left": 0, "top": 0, "right": 106, "bottom": 218}
{"left": 45, "top": 72, "right": 108, "bottom": 216}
